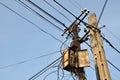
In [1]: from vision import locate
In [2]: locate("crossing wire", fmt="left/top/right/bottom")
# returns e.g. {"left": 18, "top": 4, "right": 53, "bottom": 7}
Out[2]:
{"left": 43, "top": 0, "right": 72, "bottom": 23}
{"left": 86, "top": 35, "right": 120, "bottom": 74}
{"left": 53, "top": 0, "right": 77, "bottom": 18}
{"left": 17, "top": 0, "right": 63, "bottom": 32}
{"left": 0, "top": 1, "right": 63, "bottom": 43}
{"left": 28, "top": 56, "right": 62, "bottom": 80}
{"left": 101, "top": 35, "right": 120, "bottom": 55}
{"left": 27, "top": 0, "right": 68, "bottom": 29}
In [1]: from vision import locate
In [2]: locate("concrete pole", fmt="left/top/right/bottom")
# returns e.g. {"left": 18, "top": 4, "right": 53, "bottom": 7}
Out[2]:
{"left": 88, "top": 13, "right": 112, "bottom": 80}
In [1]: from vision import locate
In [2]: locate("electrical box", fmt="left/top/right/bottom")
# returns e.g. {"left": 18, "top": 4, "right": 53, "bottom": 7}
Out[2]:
{"left": 62, "top": 48, "right": 75, "bottom": 71}
{"left": 77, "top": 49, "right": 90, "bottom": 67}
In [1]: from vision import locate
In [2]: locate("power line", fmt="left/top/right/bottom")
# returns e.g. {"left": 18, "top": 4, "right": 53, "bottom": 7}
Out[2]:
{"left": 0, "top": 51, "right": 60, "bottom": 69}
{"left": 74, "top": 0, "right": 84, "bottom": 9}
{"left": 28, "top": 56, "right": 62, "bottom": 80}
{"left": 43, "top": 0, "right": 72, "bottom": 23}
{"left": 27, "top": 0, "right": 68, "bottom": 29}
{"left": 16, "top": 0, "right": 63, "bottom": 32}
{"left": 0, "top": 1, "right": 63, "bottom": 43}
{"left": 97, "top": 0, "right": 108, "bottom": 26}
{"left": 105, "top": 27, "right": 120, "bottom": 42}
{"left": 69, "top": 0, "right": 82, "bottom": 11}
{"left": 85, "top": 36, "right": 120, "bottom": 75}
{"left": 53, "top": 0, "right": 102, "bottom": 32}
{"left": 87, "top": 36, "right": 120, "bottom": 75}
{"left": 101, "top": 35, "right": 120, "bottom": 55}
{"left": 53, "top": 0, "right": 77, "bottom": 18}
{"left": 43, "top": 70, "right": 57, "bottom": 80}
{"left": 107, "top": 59, "right": 120, "bottom": 73}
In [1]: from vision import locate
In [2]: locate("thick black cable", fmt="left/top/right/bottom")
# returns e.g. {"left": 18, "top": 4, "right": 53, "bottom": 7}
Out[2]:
{"left": 17, "top": 0, "right": 63, "bottom": 32}
{"left": 53, "top": 0, "right": 100, "bottom": 32}
{"left": 53, "top": 0, "right": 77, "bottom": 19}
{"left": 101, "top": 35, "right": 120, "bottom": 55}
{"left": 28, "top": 56, "right": 62, "bottom": 80}
{"left": 0, "top": 1, "right": 63, "bottom": 43}
{"left": 43, "top": 0, "right": 72, "bottom": 23}
{"left": 27, "top": 0, "right": 67, "bottom": 29}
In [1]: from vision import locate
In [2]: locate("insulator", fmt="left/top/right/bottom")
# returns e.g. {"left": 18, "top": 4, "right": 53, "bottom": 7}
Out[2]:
{"left": 77, "top": 27, "right": 81, "bottom": 32}
{"left": 84, "top": 28, "right": 87, "bottom": 33}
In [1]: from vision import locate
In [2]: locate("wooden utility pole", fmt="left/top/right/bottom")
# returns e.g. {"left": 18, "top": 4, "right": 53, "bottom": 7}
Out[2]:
{"left": 62, "top": 9, "right": 90, "bottom": 80}
{"left": 88, "top": 13, "right": 112, "bottom": 80}
{"left": 62, "top": 22, "right": 86, "bottom": 80}
{"left": 70, "top": 23, "right": 86, "bottom": 80}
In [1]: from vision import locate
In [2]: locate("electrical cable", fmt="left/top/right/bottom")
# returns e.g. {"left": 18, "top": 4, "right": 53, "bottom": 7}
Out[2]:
{"left": 105, "top": 27, "right": 120, "bottom": 42}
{"left": 43, "top": 0, "right": 72, "bottom": 23}
{"left": 69, "top": 0, "right": 82, "bottom": 11}
{"left": 87, "top": 36, "right": 120, "bottom": 75}
{"left": 60, "top": 39, "right": 69, "bottom": 55}
{"left": 16, "top": 0, "right": 63, "bottom": 32}
{"left": 53, "top": 0, "right": 77, "bottom": 18}
{"left": 57, "top": 61, "right": 61, "bottom": 80}
{"left": 0, "top": 2, "right": 69, "bottom": 79}
{"left": 0, "top": 51, "right": 60, "bottom": 69}
{"left": 101, "top": 35, "right": 120, "bottom": 55}
{"left": 107, "top": 59, "right": 120, "bottom": 72}
{"left": 74, "top": 0, "right": 84, "bottom": 9}
{"left": 59, "top": 65, "right": 65, "bottom": 80}
{"left": 53, "top": 0, "right": 101, "bottom": 32}
{"left": 28, "top": 56, "right": 62, "bottom": 80}
{"left": 0, "top": 1, "right": 63, "bottom": 44}
{"left": 27, "top": 0, "right": 68, "bottom": 29}
{"left": 97, "top": 0, "right": 108, "bottom": 26}
{"left": 43, "top": 70, "right": 57, "bottom": 80}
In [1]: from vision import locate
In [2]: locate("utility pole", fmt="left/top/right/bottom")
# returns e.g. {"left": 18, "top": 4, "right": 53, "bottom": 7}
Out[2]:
{"left": 62, "top": 22, "right": 88, "bottom": 80}
{"left": 88, "top": 13, "right": 112, "bottom": 80}
{"left": 62, "top": 9, "right": 90, "bottom": 80}
{"left": 70, "top": 22, "right": 86, "bottom": 80}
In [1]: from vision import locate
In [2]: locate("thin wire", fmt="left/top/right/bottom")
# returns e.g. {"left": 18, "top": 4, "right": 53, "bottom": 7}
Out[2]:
{"left": 0, "top": 1, "right": 63, "bottom": 44}
{"left": 53, "top": 0, "right": 77, "bottom": 18}
{"left": 28, "top": 56, "right": 62, "bottom": 80}
{"left": 57, "top": 59, "right": 61, "bottom": 80}
{"left": 97, "top": 0, "right": 108, "bottom": 26}
{"left": 43, "top": 0, "right": 72, "bottom": 23}
{"left": 16, "top": 0, "right": 63, "bottom": 32}
{"left": 75, "top": 0, "right": 84, "bottom": 9}
{"left": 53, "top": 0, "right": 101, "bottom": 32}
{"left": 0, "top": 51, "right": 60, "bottom": 69}
{"left": 87, "top": 37, "right": 120, "bottom": 74}
{"left": 43, "top": 70, "right": 57, "bottom": 80}
{"left": 69, "top": 0, "right": 82, "bottom": 11}
{"left": 105, "top": 27, "right": 120, "bottom": 42}
{"left": 107, "top": 59, "right": 120, "bottom": 72}
{"left": 59, "top": 65, "right": 65, "bottom": 80}
{"left": 101, "top": 35, "right": 120, "bottom": 55}
{"left": 27, "top": 0, "right": 68, "bottom": 29}
{"left": 60, "top": 39, "right": 69, "bottom": 55}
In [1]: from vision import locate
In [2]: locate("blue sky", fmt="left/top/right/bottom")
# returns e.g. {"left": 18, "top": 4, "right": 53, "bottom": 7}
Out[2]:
{"left": 0, "top": 0, "right": 120, "bottom": 80}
